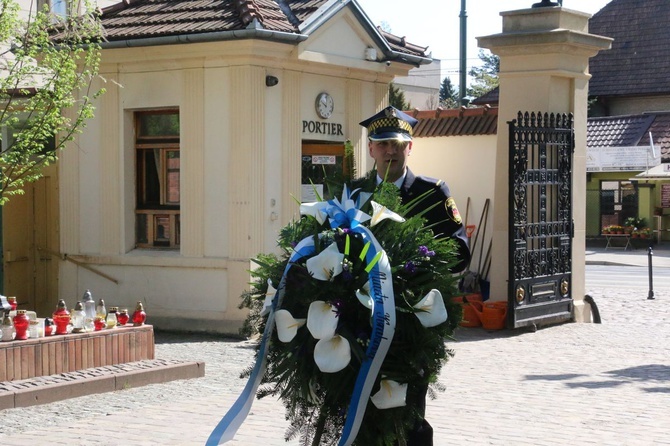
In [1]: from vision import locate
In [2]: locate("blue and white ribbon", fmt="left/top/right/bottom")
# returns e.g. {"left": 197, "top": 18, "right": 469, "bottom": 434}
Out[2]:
{"left": 208, "top": 186, "right": 396, "bottom": 445}
{"left": 206, "top": 237, "right": 316, "bottom": 445}
{"left": 338, "top": 225, "right": 395, "bottom": 446}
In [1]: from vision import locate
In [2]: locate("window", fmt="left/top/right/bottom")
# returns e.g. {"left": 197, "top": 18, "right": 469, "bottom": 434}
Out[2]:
{"left": 135, "top": 110, "right": 180, "bottom": 248}
{"left": 50, "top": 0, "right": 67, "bottom": 17}
{"left": 599, "top": 180, "right": 638, "bottom": 232}
{"left": 38, "top": 0, "right": 69, "bottom": 17}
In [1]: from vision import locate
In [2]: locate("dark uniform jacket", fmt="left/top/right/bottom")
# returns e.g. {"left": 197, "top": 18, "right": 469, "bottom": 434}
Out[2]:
{"left": 399, "top": 168, "right": 470, "bottom": 272}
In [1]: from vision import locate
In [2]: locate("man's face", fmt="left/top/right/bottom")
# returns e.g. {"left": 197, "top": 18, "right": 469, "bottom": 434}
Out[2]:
{"left": 368, "top": 139, "right": 412, "bottom": 183}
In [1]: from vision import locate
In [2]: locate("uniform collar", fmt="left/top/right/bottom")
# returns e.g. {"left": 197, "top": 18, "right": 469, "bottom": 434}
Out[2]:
{"left": 376, "top": 169, "right": 407, "bottom": 188}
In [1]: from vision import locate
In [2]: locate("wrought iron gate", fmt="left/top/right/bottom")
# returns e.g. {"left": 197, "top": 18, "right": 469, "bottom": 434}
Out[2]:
{"left": 508, "top": 111, "right": 574, "bottom": 329}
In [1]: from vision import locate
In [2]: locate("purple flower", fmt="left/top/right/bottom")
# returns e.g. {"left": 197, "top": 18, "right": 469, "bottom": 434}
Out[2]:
{"left": 418, "top": 246, "right": 435, "bottom": 257}
{"left": 404, "top": 261, "right": 417, "bottom": 274}
{"left": 332, "top": 299, "right": 345, "bottom": 316}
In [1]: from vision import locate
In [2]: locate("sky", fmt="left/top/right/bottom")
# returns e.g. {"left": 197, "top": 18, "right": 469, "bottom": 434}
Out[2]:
{"left": 357, "top": 0, "right": 613, "bottom": 87}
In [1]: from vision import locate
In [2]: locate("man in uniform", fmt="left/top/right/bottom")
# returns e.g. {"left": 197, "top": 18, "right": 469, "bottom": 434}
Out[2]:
{"left": 360, "top": 106, "right": 470, "bottom": 271}
{"left": 359, "top": 105, "right": 470, "bottom": 445}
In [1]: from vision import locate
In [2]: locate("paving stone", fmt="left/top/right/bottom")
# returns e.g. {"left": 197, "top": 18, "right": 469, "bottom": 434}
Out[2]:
{"left": 0, "top": 249, "right": 669, "bottom": 444}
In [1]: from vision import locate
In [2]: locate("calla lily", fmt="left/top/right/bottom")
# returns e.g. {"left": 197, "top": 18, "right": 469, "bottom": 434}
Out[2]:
{"left": 370, "top": 379, "right": 408, "bottom": 409}
{"left": 275, "top": 309, "right": 306, "bottom": 343}
{"left": 413, "top": 289, "right": 448, "bottom": 328}
{"left": 355, "top": 283, "right": 373, "bottom": 310}
{"left": 314, "top": 335, "right": 351, "bottom": 373}
{"left": 260, "top": 279, "right": 277, "bottom": 317}
{"left": 370, "top": 201, "right": 405, "bottom": 227}
{"left": 300, "top": 201, "right": 330, "bottom": 225}
{"left": 306, "top": 242, "right": 344, "bottom": 281}
{"left": 307, "top": 301, "right": 338, "bottom": 339}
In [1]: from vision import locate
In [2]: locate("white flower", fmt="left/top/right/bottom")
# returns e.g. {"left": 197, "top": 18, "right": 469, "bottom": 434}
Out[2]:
{"left": 370, "top": 379, "right": 408, "bottom": 409}
{"left": 306, "top": 242, "right": 344, "bottom": 281}
{"left": 370, "top": 201, "right": 405, "bottom": 227}
{"left": 275, "top": 309, "right": 306, "bottom": 343}
{"left": 300, "top": 201, "right": 330, "bottom": 225}
{"left": 355, "top": 283, "right": 373, "bottom": 310}
{"left": 314, "top": 335, "right": 351, "bottom": 373}
{"left": 413, "top": 289, "right": 448, "bottom": 328}
{"left": 260, "top": 279, "right": 277, "bottom": 317}
{"left": 306, "top": 301, "right": 338, "bottom": 339}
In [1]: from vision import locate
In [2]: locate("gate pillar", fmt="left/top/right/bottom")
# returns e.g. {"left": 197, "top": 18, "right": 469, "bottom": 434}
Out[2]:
{"left": 477, "top": 6, "right": 611, "bottom": 323}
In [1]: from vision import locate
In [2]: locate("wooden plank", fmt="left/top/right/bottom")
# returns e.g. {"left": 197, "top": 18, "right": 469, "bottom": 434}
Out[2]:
{"left": 0, "top": 348, "right": 7, "bottom": 381}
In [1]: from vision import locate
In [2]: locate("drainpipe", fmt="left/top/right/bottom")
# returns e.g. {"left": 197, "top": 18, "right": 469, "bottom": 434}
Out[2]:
{"left": 459, "top": 0, "right": 467, "bottom": 106}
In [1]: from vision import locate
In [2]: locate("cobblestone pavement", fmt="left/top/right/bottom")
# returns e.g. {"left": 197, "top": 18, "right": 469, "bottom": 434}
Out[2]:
{"left": 1, "top": 254, "right": 669, "bottom": 445}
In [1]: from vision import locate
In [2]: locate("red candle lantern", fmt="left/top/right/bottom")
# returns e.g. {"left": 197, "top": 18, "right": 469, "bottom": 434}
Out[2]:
{"left": 7, "top": 296, "right": 17, "bottom": 311}
{"left": 117, "top": 309, "right": 130, "bottom": 326}
{"left": 94, "top": 316, "right": 106, "bottom": 331}
{"left": 44, "top": 317, "right": 54, "bottom": 336}
{"left": 132, "top": 302, "right": 146, "bottom": 326}
{"left": 53, "top": 299, "right": 71, "bottom": 335}
{"left": 13, "top": 310, "right": 30, "bottom": 340}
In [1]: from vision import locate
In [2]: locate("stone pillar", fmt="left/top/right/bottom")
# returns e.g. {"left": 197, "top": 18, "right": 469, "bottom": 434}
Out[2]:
{"left": 477, "top": 6, "right": 611, "bottom": 322}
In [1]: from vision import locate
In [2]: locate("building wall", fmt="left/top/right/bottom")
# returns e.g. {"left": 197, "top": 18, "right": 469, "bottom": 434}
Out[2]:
{"left": 394, "top": 59, "right": 441, "bottom": 110}
{"left": 608, "top": 95, "right": 670, "bottom": 116}
{"left": 410, "top": 134, "right": 497, "bottom": 271}
{"left": 58, "top": 37, "right": 403, "bottom": 334}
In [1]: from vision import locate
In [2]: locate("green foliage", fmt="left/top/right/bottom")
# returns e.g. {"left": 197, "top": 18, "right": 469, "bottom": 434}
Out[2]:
{"left": 388, "top": 82, "right": 410, "bottom": 111}
{"left": 439, "top": 77, "right": 458, "bottom": 108}
{"left": 624, "top": 216, "right": 646, "bottom": 229}
{"left": 239, "top": 179, "right": 462, "bottom": 445}
{"left": 0, "top": 0, "right": 104, "bottom": 204}
{"left": 466, "top": 50, "right": 499, "bottom": 101}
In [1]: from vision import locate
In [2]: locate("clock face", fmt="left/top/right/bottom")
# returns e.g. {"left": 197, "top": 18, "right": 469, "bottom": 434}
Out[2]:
{"left": 315, "top": 93, "right": 334, "bottom": 119}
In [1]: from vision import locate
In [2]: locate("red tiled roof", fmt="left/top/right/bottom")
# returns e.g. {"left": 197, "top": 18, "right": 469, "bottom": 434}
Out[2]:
{"left": 409, "top": 106, "right": 498, "bottom": 138}
{"left": 638, "top": 113, "right": 670, "bottom": 160}
{"left": 587, "top": 113, "right": 670, "bottom": 160}
{"left": 587, "top": 114, "right": 655, "bottom": 148}
{"left": 470, "top": 87, "right": 499, "bottom": 107}
{"left": 378, "top": 28, "right": 428, "bottom": 58}
{"left": 93, "top": 0, "right": 429, "bottom": 62}
{"left": 100, "top": 0, "right": 299, "bottom": 41}
{"left": 588, "top": 0, "right": 670, "bottom": 97}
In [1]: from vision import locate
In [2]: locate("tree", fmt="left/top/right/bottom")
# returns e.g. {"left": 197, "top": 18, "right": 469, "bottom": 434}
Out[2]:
{"left": 389, "top": 82, "right": 410, "bottom": 110}
{"left": 439, "top": 77, "right": 458, "bottom": 108}
{"left": 466, "top": 49, "right": 499, "bottom": 101}
{"left": 0, "top": 0, "right": 103, "bottom": 205}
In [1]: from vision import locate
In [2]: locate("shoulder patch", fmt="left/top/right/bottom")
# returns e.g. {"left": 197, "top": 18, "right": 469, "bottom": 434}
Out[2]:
{"left": 445, "top": 197, "right": 462, "bottom": 224}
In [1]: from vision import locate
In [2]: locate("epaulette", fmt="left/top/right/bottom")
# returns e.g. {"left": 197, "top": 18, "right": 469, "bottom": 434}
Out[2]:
{"left": 414, "top": 175, "right": 443, "bottom": 188}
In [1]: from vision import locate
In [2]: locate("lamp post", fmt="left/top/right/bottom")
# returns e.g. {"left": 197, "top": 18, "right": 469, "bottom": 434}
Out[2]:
{"left": 459, "top": 0, "right": 467, "bottom": 106}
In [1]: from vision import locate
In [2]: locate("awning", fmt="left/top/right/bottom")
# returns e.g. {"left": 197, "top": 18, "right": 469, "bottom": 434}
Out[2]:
{"left": 630, "top": 163, "right": 670, "bottom": 180}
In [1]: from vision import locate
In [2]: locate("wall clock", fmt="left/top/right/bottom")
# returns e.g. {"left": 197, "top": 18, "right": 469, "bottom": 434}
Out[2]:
{"left": 315, "top": 92, "right": 334, "bottom": 119}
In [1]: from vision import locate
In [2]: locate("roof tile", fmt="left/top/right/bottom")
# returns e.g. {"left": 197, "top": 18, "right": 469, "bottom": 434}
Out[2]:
{"left": 410, "top": 107, "right": 498, "bottom": 138}
{"left": 589, "top": 0, "right": 670, "bottom": 96}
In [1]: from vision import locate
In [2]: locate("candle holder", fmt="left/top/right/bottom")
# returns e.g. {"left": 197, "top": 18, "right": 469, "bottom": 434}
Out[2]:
{"left": 117, "top": 308, "right": 130, "bottom": 326}
{"left": 106, "top": 307, "right": 118, "bottom": 329}
{"left": 13, "top": 310, "right": 30, "bottom": 340}
{"left": 44, "top": 317, "right": 54, "bottom": 336}
{"left": 82, "top": 290, "right": 96, "bottom": 331}
{"left": 53, "top": 299, "right": 71, "bottom": 335}
{"left": 96, "top": 298, "right": 107, "bottom": 321}
{"left": 7, "top": 296, "right": 17, "bottom": 311}
{"left": 132, "top": 302, "right": 147, "bottom": 326}
{"left": 71, "top": 301, "right": 87, "bottom": 333}
{"left": 1, "top": 311, "right": 15, "bottom": 341}
{"left": 94, "top": 316, "right": 106, "bottom": 331}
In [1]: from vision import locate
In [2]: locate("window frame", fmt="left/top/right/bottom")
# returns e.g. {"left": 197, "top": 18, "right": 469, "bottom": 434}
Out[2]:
{"left": 134, "top": 110, "right": 180, "bottom": 249}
